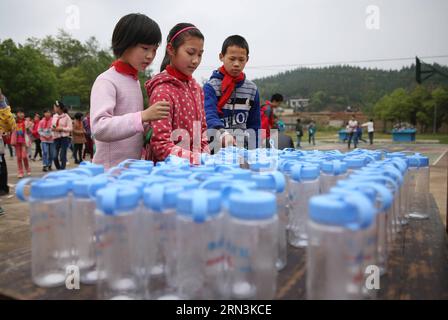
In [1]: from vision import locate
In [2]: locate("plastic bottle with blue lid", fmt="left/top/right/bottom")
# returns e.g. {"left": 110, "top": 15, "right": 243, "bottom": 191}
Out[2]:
{"left": 70, "top": 179, "right": 101, "bottom": 284}
{"left": 16, "top": 178, "right": 71, "bottom": 288}
{"left": 95, "top": 185, "right": 143, "bottom": 300}
{"left": 320, "top": 160, "right": 348, "bottom": 194}
{"left": 226, "top": 190, "right": 278, "bottom": 299}
{"left": 307, "top": 191, "right": 376, "bottom": 299}
{"left": 141, "top": 183, "right": 184, "bottom": 299}
{"left": 250, "top": 171, "right": 288, "bottom": 271}
{"left": 288, "top": 163, "right": 320, "bottom": 247}
{"left": 175, "top": 189, "right": 224, "bottom": 299}
{"left": 406, "top": 154, "right": 431, "bottom": 220}
{"left": 329, "top": 181, "right": 392, "bottom": 298}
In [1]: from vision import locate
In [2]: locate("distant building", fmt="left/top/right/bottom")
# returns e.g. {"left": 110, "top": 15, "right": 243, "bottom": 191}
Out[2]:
{"left": 288, "top": 98, "right": 310, "bottom": 112}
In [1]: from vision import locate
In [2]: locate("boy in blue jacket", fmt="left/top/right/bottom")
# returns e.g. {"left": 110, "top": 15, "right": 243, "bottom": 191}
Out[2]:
{"left": 203, "top": 35, "right": 260, "bottom": 150}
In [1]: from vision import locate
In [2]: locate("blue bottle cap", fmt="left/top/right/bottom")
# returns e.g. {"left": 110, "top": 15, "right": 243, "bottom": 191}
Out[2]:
{"left": 250, "top": 171, "right": 286, "bottom": 193}
{"left": 189, "top": 166, "right": 216, "bottom": 173}
{"left": 135, "top": 175, "right": 173, "bottom": 187}
{"left": 221, "top": 168, "right": 252, "bottom": 180}
{"left": 164, "top": 179, "right": 200, "bottom": 190}
{"left": 72, "top": 180, "right": 94, "bottom": 198}
{"left": 291, "top": 164, "right": 320, "bottom": 182}
{"left": 249, "top": 160, "right": 274, "bottom": 172}
{"left": 321, "top": 160, "right": 348, "bottom": 175}
{"left": 110, "top": 180, "right": 145, "bottom": 197}
{"left": 344, "top": 157, "right": 366, "bottom": 170}
{"left": 163, "top": 170, "right": 192, "bottom": 179}
{"left": 199, "top": 177, "right": 236, "bottom": 191}
{"left": 79, "top": 161, "right": 105, "bottom": 176}
{"left": 228, "top": 190, "right": 276, "bottom": 220}
{"left": 96, "top": 186, "right": 140, "bottom": 215}
{"left": 88, "top": 176, "right": 110, "bottom": 198}
{"left": 26, "top": 180, "right": 69, "bottom": 200}
{"left": 127, "top": 161, "right": 153, "bottom": 173}
{"left": 176, "top": 189, "right": 222, "bottom": 223}
{"left": 143, "top": 183, "right": 185, "bottom": 212}
{"left": 309, "top": 192, "right": 375, "bottom": 230}
{"left": 118, "top": 169, "right": 150, "bottom": 181}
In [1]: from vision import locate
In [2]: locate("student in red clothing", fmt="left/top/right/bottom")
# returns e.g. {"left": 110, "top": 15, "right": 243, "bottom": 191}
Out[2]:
{"left": 11, "top": 109, "right": 31, "bottom": 178}
{"left": 145, "top": 23, "right": 209, "bottom": 164}
{"left": 261, "top": 93, "right": 283, "bottom": 147}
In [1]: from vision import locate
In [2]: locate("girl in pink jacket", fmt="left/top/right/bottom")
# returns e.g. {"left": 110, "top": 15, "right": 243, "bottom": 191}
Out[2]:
{"left": 90, "top": 14, "right": 170, "bottom": 169}
{"left": 145, "top": 23, "right": 209, "bottom": 164}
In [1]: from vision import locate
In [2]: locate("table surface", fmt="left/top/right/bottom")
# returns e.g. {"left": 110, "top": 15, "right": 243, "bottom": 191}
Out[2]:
{"left": 1, "top": 195, "right": 447, "bottom": 300}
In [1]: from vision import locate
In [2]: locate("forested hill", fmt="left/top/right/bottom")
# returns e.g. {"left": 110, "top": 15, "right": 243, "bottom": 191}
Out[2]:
{"left": 253, "top": 64, "right": 448, "bottom": 113}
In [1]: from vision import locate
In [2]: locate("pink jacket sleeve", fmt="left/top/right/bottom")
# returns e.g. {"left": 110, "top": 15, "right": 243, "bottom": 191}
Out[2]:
{"left": 90, "top": 78, "right": 144, "bottom": 143}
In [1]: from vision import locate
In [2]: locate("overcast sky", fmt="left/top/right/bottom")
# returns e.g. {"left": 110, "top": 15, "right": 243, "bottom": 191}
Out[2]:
{"left": 1, "top": 0, "right": 447, "bottom": 82}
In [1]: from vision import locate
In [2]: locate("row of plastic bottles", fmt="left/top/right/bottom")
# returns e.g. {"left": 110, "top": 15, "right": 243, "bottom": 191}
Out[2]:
{"left": 16, "top": 147, "right": 431, "bottom": 300}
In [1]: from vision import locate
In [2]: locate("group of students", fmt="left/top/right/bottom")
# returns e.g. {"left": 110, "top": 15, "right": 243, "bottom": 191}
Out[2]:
{"left": 0, "top": 93, "right": 94, "bottom": 178}
{"left": 346, "top": 116, "right": 375, "bottom": 149}
{"left": 90, "top": 13, "right": 282, "bottom": 169}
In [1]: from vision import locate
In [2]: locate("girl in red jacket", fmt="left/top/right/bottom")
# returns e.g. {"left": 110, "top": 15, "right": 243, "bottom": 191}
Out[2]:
{"left": 145, "top": 23, "right": 209, "bottom": 164}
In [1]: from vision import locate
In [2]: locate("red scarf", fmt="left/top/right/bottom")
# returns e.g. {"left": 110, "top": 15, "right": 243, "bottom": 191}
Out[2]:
{"left": 166, "top": 65, "right": 192, "bottom": 82}
{"left": 111, "top": 60, "right": 138, "bottom": 80}
{"left": 217, "top": 66, "right": 245, "bottom": 116}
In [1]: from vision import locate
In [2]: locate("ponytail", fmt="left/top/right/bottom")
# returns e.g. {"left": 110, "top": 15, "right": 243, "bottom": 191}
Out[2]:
{"left": 160, "top": 52, "right": 171, "bottom": 72}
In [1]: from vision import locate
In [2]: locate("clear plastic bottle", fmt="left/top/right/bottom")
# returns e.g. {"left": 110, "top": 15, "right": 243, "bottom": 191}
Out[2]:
{"left": 175, "top": 189, "right": 225, "bottom": 299}
{"left": 320, "top": 160, "right": 348, "bottom": 194}
{"left": 16, "top": 179, "right": 70, "bottom": 287}
{"left": 288, "top": 164, "right": 320, "bottom": 247}
{"left": 307, "top": 192, "right": 376, "bottom": 300}
{"left": 142, "top": 183, "right": 185, "bottom": 300}
{"left": 407, "top": 155, "right": 431, "bottom": 219}
{"left": 250, "top": 171, "right": 288, "bottom": 270}
{"left": 95, "top": 185, "right": 144, "bottom": 300}
{"left": 71, "top": 179, "right": 98, "bottom": 284}
{"left": 226, "top": 190, "right": 278, "bottom": 299}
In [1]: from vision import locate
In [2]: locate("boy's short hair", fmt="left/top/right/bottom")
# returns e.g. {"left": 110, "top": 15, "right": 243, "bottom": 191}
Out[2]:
{"left": 16, "top": 108, "right": 24, "bottom": 114}
{"left": 221, "top": 35, "right": 249, "bottom": 56}
{"left": 112, "top": 13, "right": 162, "bottom": 58}
{"left": 271, "top": 93, "right": 284, "bottom": 102}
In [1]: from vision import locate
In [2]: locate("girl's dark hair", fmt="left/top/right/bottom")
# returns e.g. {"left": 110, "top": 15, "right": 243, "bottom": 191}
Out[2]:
{"left": 112, "top": 13, "right": 162, "bottom": 58}
{"left": 160, "top": 23, "right": 204, "bottom": 72}
{"left": 15, "top": 108, "right": 24, "bottom": 114}
{"left": 43, "top": 109, "right": 51, "bottom": 114}
{"left": 74, "top": 112, "right": 83, "bottom": 120}
{"left": 221, "top": 35, "right": 249, "bottom": 56}
{"left": 271, "top": 93, "right": 284, "bottom": 102}
{"left": 55, "top": 100, "right": 65, "bottom": 110}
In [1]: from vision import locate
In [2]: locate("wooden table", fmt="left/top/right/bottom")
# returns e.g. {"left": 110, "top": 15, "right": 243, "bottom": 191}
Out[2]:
{"left": 1, "top": 195, "right": 447, "bottom": 300}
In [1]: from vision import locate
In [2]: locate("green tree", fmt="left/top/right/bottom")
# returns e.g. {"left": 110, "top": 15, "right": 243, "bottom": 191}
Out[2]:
{"left": 0, "top": 39, "right": 58, "bottom": 113}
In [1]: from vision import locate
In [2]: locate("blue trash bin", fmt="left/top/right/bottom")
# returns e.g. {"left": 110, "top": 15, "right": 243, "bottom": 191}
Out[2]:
{"left": 391, "top": 129, "right": 416, "bottom": 142}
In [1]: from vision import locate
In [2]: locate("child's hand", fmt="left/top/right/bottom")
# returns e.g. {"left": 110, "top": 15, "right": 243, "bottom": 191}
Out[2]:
{"left": 142, "top": 101, "right": 171, "bottom": 122}
{"left": 221, "top": 132, "right": 235, "bottom": 147}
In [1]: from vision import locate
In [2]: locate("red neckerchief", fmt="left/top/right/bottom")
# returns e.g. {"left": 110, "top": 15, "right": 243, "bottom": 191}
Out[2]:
{"left": 166, "top": 65, "right": 192, "bottom": 82}
{"left": 217, "top": 66, "right": 245, "bottom": 116}
{"left": 111, "top": 60, "right": 138, "bottom": 80}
